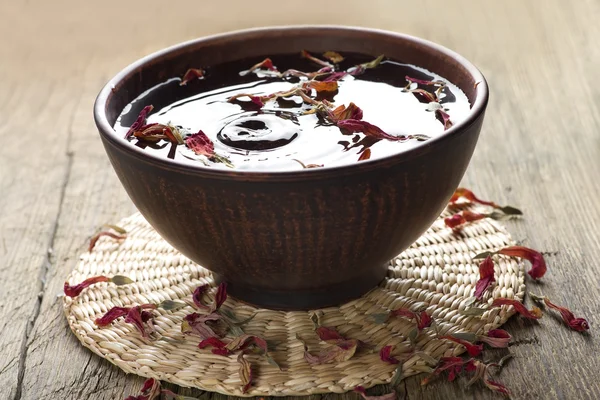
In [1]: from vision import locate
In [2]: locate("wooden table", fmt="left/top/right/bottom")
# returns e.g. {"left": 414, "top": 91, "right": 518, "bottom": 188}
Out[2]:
{"left": 1, "top": 0, "right": 599, "bottom": 399}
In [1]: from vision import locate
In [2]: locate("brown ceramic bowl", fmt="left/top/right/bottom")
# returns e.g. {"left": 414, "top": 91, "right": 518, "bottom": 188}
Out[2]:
{"left": 94, "top": 26, "right": 488, "bottom": 310}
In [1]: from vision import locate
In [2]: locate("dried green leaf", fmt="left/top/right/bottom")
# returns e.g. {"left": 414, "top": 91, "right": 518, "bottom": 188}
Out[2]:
{"left": 473, "top": 251, "right": 496, "bottom": 260}
{"left": 414, "top": 351, "right": 438, "bottom": 366}
{"left": 408, "top": 327, "right": 418, "bottom": 345}
{"left": 158, "top": 300, "right": 187, "bottom": 311}
{"left": 361, "top": 54, "right": 385, "bottom": 69}
{"left": 459, "top": 307, "right": 488, "bottom": 316}
{"left": 104, "top": 224, "right": 127, "bottom": 234}
{"left": 499, "top": 205, "right": 523, "bottom": 215}
{"left": 110, "top": 275, "right": 134, "bottom": 286}
{"left": 464, "top": 297, "right": 478, "bottom": 307}
{"left": 450, "top": 332, "right": 478, "bottom": 342}
{"left": 529, "top": 292, "right": 546, "bottom": 302}
{"left": 412, "top": 365, "right": 435, "bottom": 373}
{"left": 371, "top": 313, "right": 391, "bottom": 324}
{"left": 390, "top": 365, "right": 405, "bottom": 387}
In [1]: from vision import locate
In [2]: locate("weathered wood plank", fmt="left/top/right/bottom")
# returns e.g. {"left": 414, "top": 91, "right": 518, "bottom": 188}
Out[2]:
{"left": 1, "top": 0, "right": 599, "bottom": 399}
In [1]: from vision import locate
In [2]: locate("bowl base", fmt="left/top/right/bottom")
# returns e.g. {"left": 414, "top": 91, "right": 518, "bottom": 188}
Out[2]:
{"left": 213, "top": 264, "right": 389, "bottom": 311}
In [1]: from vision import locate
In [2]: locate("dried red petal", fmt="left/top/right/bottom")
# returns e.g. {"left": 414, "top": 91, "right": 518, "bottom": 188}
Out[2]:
{"left": 125, "top": 105, "right": 154, "bottom": 139}
{"left": 417, "top": 311, "right": 432, "bottom": 331}
{"left": 422, "top": 357, "right": 471, "bottom": 385}
{"left": 379, "top": 345, "right": 400, "bottom": 364}
{"left": 316, "top": 326, "right": 345, "bottom": 342}
{"left": 192, "top": 284, "right": 210, "bottom": 310}
{"left": 300, "top": 50, "right": 332, "bottom": 68}
{"left": 229, "top": 94, "right": 264, "bottom": 108}
{"left": 337, "top": 119, "right": 408, "bottom": 142}
{"left": 449, "top": 188, "right": 499, "bottom": 207}
{"left": 440, "top": 335, "right": 483, "bottom": 357}
{"left": 185, "top": 130, "right": 214, "bottom": 157}
{"left": 125, "top": 306, "right": 154, "bottom": 338}
{"left": 225, "top": 334, "right": 269, "bottom": 354}
{"left": 304, "top": 80, "right": 338, "bottom": 94}
{"left": 89, "top": 231, "right": 127, "bottom": 252}
{"left": 238, "top": 353, "right": 253, "bottom": 393}
{"left": 354, "top": 386, "right": 396, "bottom": 400}
{"left": 180, "top": 68, "right": 205, "bottom": 86}
{"left": 543, "top": 297, "right": 590, "bottom": 332}
{"left": 322, "top": 51, "right": 344, "bottom": 63}
{"left": 213, "top": 282, "right": 227, "bottom": 310}
{"left": 478, "top": 329, "right": 512, "bottom": 348}
{"left": 182, "top": 312, "right": 225, "bottom": 339}
{"left": 358, "top": 148, "right": 371, "bottom": 161}
{"left": 484, "top": 378, "right": 510, "bottom": 397}
{"left": 491, "top": 298, "right": 543, "bottom": 319}
{"left": 64, "top": 275, "right": 110, "bottom": 297}
{"left": 497, "top": 246, "right": 547, "bottom": 280}
{"left": 246, "top": 58, "right": 277, "bottom": 72}
{"left": 329, "top": 102, "right": 363, "bottom": 122}
{"left": 95, "top": 306, "right": 130, "bottom": 326}
{"left": 198, "top": 337, "right": 228, "bottom": 350}
{"left": 410, "top": 89, "right": 437, "bottom": 103}
{"left": 474, "top": 256, "right": 496, "bottom": 299}
{"left": 124, "top": 378, "right": 162, "bottom": 400}
{"left": 405, "top": 76, "right": 445, "bottom": 86}
{"left": 444, "top": 210, "right": 487, "bottom": 229}
{"left": 435, "top": 109, "right": 453, "bottom": 130}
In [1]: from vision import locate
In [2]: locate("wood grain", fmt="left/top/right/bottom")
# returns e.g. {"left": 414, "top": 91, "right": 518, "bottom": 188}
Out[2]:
{"left": 0, "top": 0, "right": 599, "bottom": 399}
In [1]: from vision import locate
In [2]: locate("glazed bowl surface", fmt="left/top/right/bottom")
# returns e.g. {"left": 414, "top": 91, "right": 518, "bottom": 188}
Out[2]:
{"left": 94, "top": 25, "right": 489, "bottom": 310}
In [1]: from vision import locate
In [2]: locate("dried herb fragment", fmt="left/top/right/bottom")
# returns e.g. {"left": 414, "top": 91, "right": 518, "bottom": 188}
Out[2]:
{"left": 354, "top": 386, "right": 396, "bottom": 400}
{"left": 198, "top": 337, "right": 229, "bottom": 355}
{"left": 322, "top": 51, "right": 345, "bottom": 63}
{"left": 322, "top": 71, "right": 349, "bottom": 82}
{"left": 358, "top": 148, "right": 371, "bottom": 161}
{"left": 237, "top": 353, "right": 253, "bottom": 393}
{"left": 125, "top": 105, "right": 154, "bottom": 139}
{"left": 180, "top": 68, "right": 205, "bottom": 86}
{"left": 435, "top": 109, "right": 453, "bottom": 130}
{"left": 241, "top": 58, "right": 278, "bottom": 75}
{"left": 292, "top": 159, "right": 323, "bottom": 169}
{"left": 64, "top": 275, "right": 133, "bottom": 298}
{"left": 300, "top": 50, "right": 333, "bottom": 68}
{"left": 348, "top": 55, "right": 385, "bottom": 76}
{"left": 530, "top": 293, "right": 590, "bottom": 332}
{"left": 491, "top": 298, "right": 542, "bottom": 319}
{"left": 158, "top": 300, "right": 187, "bottom": 311}
{"left": 405, "top": 76, "right": 445, "bottom": 87}
{"left": 89, "top": 228, "right": 127, "bottom": 252}
{"left": 466, "top": 360, "right": 510, "bottom": 397}
{"left": 474, "top": 246, "right": 546, "bottom": 280}
{"left": 337, "top": 119, "right": 408, "bottom": 142}
{"left": 297, "top": 334, "right": 358, "bottom": 365}
{"left": 474, "top": 256, "right": 496, "bottom": 299}
{"left": 379, "top": 345, "right": 400, "bottom": 364}
{"left": 185, "top": 130, "right": 233, "bottom": 168}
{"left": 440, "top": 335, "right": 483, "bottom": 357}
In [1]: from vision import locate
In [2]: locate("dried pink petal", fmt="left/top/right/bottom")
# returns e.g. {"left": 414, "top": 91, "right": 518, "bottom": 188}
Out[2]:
{"left": 64, "top": 276, "right": 110, "bottom": 297}
{"left": 89, "top": 230, "right": 127, "bottom": 251}
{"left": 192, "top": 284, "right": 210, "bottom": 310}
{"left": 444, "top": 210, "right": 487, "bottom": 229}
{"left": 316, "top": 326, "right": 345, "bottom": 343}
{"left": 125, "top": 305, "right": 155, "bottom": 338}
{"left": 125, "top": 105, "right": 154, "bottom": 139}
{"left": 417, "top": 311, "right": 432, "bottom": 331}
{"left": 478, "top": 329, "right": 512, "bottom": 348}
{"left": 225, "top": 334, "right": 269, "bottom": 354}
{"left": 95, "top": 306, "right": 130, "bottom": 327}
{"left": 498, "top": 246, "right": 547, "bottom": 280}
{"left": 474, "top": 256, "right": 496, "bottom": 299}
{"left": 182, "top": 312, "right": 226, "bottom": 339}
{"left": 379, "top": 345, "right": 400, "bottom": 364}
{"left": 435, "top": 109, "right": 453, "bottom": 130}
{"left": 410, "top": 89, "right": 437, "bottom": 103}
{"left": 198, "top": 337, "right": 228, "bottom": 351}
{"left": 213, "top": 282, "right": 227, "bottom": 311}
{"left": 304, "top": 80, "right": 338, "bottom": 94}
{"left": 124, "top": 377, "right": 161, "bottom": 400}
{"left": 180, "top": 68, "right": 205, "bottom": 86}
{"left": 329, "top": 102, "right": 363, "bottom": 122}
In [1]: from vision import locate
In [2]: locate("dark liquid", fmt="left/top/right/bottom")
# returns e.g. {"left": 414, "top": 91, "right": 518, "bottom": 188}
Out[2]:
{"left": 115, "top": 53, "right": 470, "bottom": 171}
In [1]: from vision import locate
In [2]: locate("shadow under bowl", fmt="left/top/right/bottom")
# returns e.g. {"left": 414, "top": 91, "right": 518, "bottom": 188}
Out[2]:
{"left": 94, "top": 26, "right": 489, "bottom": 310}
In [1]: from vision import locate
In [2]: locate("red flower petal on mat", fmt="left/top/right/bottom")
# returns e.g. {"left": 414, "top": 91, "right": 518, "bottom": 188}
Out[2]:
{"left": 422, "top": 357, "right": 470, "bottom": 385}
{"left": 64, "top": 276, "right": 110, "bottom": 297}
{"left": 182, "top": 312, "right": 226, "bottom": 339}
{"left": 491, "top": 298, "right": 543, "bottom": 319}
{"left": 198, "top": 337, "right": 228, "bottom": 350}
{"left": 435, "top": 109, "right": 453, "bottom": 130}
{"left": 316, "top": 326, "right": 345, "bottom": 342}
{"left": 474, "top": 256, "right": 496, "bottom": 300}
{"left": 95, "top": 306, "right": 130, "bottom": 326}
{"left": 89, "top": 230, "right": 127, "bottom": 252}
{"left": 417, "top": 311, "right": 432, "bottom": 331}
{"left": 405, "top": 76, "right": 445, "bottom": 86}
{"left": 300, "top": 50, "right": 333, "bottom": 68}
{"left": 225, "top": 334, "right": 269, "bottom": 354}
{"left": 304, "top": 80, "right": 338, "bottom": 94}
{"left": 354, "top": 386, "right": 397, "bottom": 400}
{"left": 185, "top": 130, "right": 214, "bottom": 157}
{"left": 440, "top": 336, "right": 483, "bottom": 357}
{"left": 125, "top": 306, "right": 154, "bottom": 338}
{"left": 329, "top": 102, "right": 363, "bottom": 122}
{"left": 213, "top": 282, "right": 227, "bottom": 310}
{"left": 478, "top": 329, "right": 512, "bottom": 348}
{"left": 358, "top": 148, "right": 371, "bottom": 161}
{"left": 180, "top": 68, "right": 205, "bottom": 85}
{"left": 238, "top": 353, "right": 253, "bottom": 393}
{"left": 337, "top": 119, "right": 408, "bottom": 142}
{"left": 379, "top": 345, "right": 400, "bottom": 364}
{"left": 444, "top": 210, "right": 487, "bottom": 229}
{"left": 124, "top": 377, "right": 161, "bottom": 400}
{"left": 229, "top": 94, "right": 265, "bottom": 108}
{"left": 125, "top": 105, "right": 154, "bottom": 139}
{"left": 542, "top": 297, "right": 590, "bottom": 332}
{"left": 298, "top": 335, "right": 358, "bottom": 364}
{"left": 497, "top": 246, "right": 547, "bottom": 280}
{"left": 192, "top": 284, "right": 210, "bottom": 310}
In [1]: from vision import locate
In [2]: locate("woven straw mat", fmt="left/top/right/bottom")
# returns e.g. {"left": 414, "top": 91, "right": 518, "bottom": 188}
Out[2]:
{"left": 63, "top": 205, "right": 525, "bottom": 397}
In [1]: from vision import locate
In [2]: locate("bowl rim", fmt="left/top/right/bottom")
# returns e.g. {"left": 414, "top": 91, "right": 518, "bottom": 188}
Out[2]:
{"left": 94, "top": 25, "right": 489, "bottom": 181}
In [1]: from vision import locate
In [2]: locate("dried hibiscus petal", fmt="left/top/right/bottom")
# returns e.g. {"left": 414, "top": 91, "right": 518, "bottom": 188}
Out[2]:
{"left": 479, "top": 329, "right": 512, "bottom": 347}
{"left": 491, "top": 298, "right": 542, "bottom": 319}
{"left": 322, "top": 51, "right": 344, "bottom": 63}
{"left": 95, "top": 306, "right": 130, "bottom": 326}
{"left": 530, "top": 293, "right": 590, "bottom": 332}
{"left": 300, "top": 50, "right": 332, "bottom": 68}
{"left": 237, "top": 353, "right": 253, "bottom": 393}
{"left": 64, "top": 275, "right": 133, "bottom": 298}
{"left": 444, "top": 210, "right": 487, "bottom": 229}
{"left": 474, "top": 256, "right": 496, "bottom": 299}
{"left": 337, "top": 119, "right": 408, "bottom": 142}
{"left": 304, "top": 80, "right": 338, "bottom": 94}
{"left": 228, "top": 93, "right": 264, "bottom": 108}
{"left": 422, "top": 357, "right": 471, "bottom": 385}
{"left": 213, "top": 282, "right": 227, "bottom": 311}
{"left": 192, "top": 284, "right": 210, "bottom": 310}
{"left": 180, "top": 68, "right": 205, "bottom": 86}
{"left": 410, "top": 89, "right": 438, "bottom": 103}
{"left": 354, "top": 386, "right": 396, "bottom": 400}
{"left": 379, "top": 345, "right": 400, "bottom": 364}
{"left": 89, "top": 229, "right": 127, "bottom": 252}
{"left": 185, "top": 130, "right": 233, "bottom": 168}
{"left": 448, "top": 188, "right": 523, "bottom": 216}
{"left": 322, "top": 71, "right": 348, "bottom": 82}
{"left": 440, "top": 335, "right": 483, "bottom": 357}
{"left": 226, "top": 333, "right": 269, "bottom": 354}
{"left": 125, "top": 105, "right": 153, "bottom": 139}
{"left": 417, "top": 311, "right": 432, "bottom": 330}
{"left": 316, "top": 326, "right": 345, "bottom": 342}
{"left": 297, "top": 335, "right": 358, "bottom": 364}
{"left": 125, "top": 306, "right": 155, "bottom": 338}
{"left": 182, "top": 312, "right": 226, "bottom": 339}
{"left": 241, "top": 58, "right": 278, "bottom": 75}
{"left": 435, "top": 109, "right": 453, "bottom": 130}
{"left": 124, "top": 377, "right": 161, "bottom": 400}
{"left": 358, "top": 148, "right": 371, "bottom": 161}
{"left": 476, "top": 246, "right": 546, "bottom": 280}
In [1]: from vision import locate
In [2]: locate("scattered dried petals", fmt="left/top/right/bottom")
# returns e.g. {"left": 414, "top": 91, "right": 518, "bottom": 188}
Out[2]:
{"left": 125, "top": 305, "right": 156, "bottom": 338}
{"left": 238, "top": 353, "right": 253, "bottom": 393}
{"left": 440, "top": 335, "right": 483, "bottom": 357}
{"left": 125, "top": 105, "right": 154, "bottom": 139}
{"left": 354, "top": 386, "right": 397, "bottom": 400}
{"left": 180, "top": 68, "right": 205, "bottom": 85}
{"left": 182, "top": 312, "right": 226, "bottom": 339}
{"left": 435, "top": 109, "right": 453, "bottom": 130}
{"left": 492, "top": 298, "right": 542, "bottom": 319}
{"left": 316, "top": 326, "right": 345, "bottom": 342}
{"left": 379, "top": 345, "right": 400, "bottom": 364}
{"left": 358, "top": 148, "right": 371, "bottom": 161}
{"left": 95, "top": 306, "right": 130, "bottom": 327}
{"left": 301, "top": 50, "right": 332, "bottom": 68}
{"left": 474, "top": 256, "right": 496, "bottom": 299}
{"left": 322, "top": 51, "right": 344, "bottom": 63}
{"left": 422, "top": 357, "right": 471, "bottom": 385}
{"left": 297, "top": 335, "right": 358, "bottom": 364}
